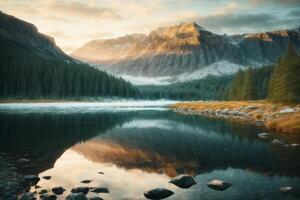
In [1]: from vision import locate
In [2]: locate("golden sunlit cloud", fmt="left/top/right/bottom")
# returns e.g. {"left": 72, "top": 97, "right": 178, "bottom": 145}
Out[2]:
{"left": 1, "top": 0, "right": 299, "bottom": 53}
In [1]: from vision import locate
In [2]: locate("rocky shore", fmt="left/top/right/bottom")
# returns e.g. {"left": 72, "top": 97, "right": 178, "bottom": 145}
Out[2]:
{"left": 171, "top": 101, "right": 300, "bottom": 134}
{"left": 0, "top": 153, "right": 25, "bottom": 200}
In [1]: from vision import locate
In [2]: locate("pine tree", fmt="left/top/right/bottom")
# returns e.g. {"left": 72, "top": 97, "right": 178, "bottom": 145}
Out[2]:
{"left": 268, "top": 42, "right": 300, "bottom": 103}
{"left": 241, "top": 68, "right": 255, "bottom": 100}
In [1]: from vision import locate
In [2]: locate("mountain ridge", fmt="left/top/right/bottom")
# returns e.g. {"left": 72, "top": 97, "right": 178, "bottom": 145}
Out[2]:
{"left": 0, "top": 11, "right": 72, "bottom": 61}
{"left": 71, "top": 22, "right": 300, "bottom": 83}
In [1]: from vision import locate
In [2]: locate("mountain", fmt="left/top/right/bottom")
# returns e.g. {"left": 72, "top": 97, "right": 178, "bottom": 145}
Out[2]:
{"left": 0, "top": 11, "right": 71, "bottom": 61}
{"left": 72, "top": 22, "right": 300, "bottom": 84}
{"left": 0, "top": 11, "right": 138, "bottom": 99}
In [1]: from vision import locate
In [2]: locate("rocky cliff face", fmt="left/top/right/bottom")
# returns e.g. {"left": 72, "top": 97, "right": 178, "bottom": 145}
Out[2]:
{"left": 0, "top": 11, "right": 71, "bottom": 60}
{"left": 72, "top": 22, "right": 300, "bottom": 80}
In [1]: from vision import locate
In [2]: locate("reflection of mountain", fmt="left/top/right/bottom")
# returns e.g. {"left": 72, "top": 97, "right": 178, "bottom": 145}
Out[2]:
{"left": 72, "top": 113, "right": 300, "bottom": 177}
{"left": 0, "top": 112, "right": 133, "bottom": 175}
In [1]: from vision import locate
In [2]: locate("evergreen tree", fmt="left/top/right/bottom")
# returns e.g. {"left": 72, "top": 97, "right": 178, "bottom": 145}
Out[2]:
{"left": 268, "top": 42, "right": 300, "bottom": 103}
{"left": 241, "top": 68, "right": 255, "bottom": 100}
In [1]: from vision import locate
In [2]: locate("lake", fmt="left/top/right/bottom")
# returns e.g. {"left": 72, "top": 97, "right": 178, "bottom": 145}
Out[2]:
{"left": 0, "top": 101, "right": 300, "bottom": 200}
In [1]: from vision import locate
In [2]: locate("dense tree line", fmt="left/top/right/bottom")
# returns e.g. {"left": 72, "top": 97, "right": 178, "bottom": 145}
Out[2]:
{"left": 268, "top": 43, "right": 300, "bottom": 103}
{"left": 228, "top": 43, "right": 300, "bottom": 103}
{"left": 228, "top": 66, "right": 272, "bottom": 101}
{"left": 139, "top": 75, "right": 233, "bottom": 100}
{"left": 0, "top": 56, "right": 139, "bottom": 99}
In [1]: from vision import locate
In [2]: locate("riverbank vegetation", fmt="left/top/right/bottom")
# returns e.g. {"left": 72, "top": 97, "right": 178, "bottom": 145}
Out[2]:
{"left": 171, "top": 101, "right": 300, "bottom": 134}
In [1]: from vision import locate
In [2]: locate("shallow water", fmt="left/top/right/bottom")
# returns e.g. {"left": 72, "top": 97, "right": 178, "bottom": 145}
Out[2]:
{"left": 0, "top": 102, "right": 300, "bottom": 200}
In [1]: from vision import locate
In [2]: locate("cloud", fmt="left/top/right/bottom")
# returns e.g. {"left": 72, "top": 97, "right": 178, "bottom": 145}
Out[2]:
{"left": 47, "top": 1, "right": 123, "bottom": 20}
{"left": 197, "top": 12, "right": 300, "bottom": 34}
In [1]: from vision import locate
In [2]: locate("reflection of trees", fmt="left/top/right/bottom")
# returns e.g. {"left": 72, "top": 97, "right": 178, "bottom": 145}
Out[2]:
{"left": 0, "top": 112, "right": 134, "bottom": 174}
{"left": 73, "top": 111, "right": 300, "bottom": 177}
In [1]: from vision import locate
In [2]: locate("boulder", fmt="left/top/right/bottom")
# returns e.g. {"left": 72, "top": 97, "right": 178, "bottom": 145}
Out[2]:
{"left": 98, "top": 172, "right": 104, "bottom": 174}
{"left": 52, "top": 186, "right": 65, "bottom": 195}
{"left": 23, "top": 175, "right": 40, "bottom": 185}
{"left": 66, "top": 193, "right": 87, "bottom": 200}
{"left": 207, "top": 179, "right": 232, "bottom": 191}
{"left": 280, "top": 186, "right": 292, "bottom": 193}
{"left": 81, "top": 180, "right": 93, "bottom": 184}
{"left": 90, "top": 187, "right": 109, "bottom": 193}
{"left": 257, "top": 132, "right": 271, "bottom": 139}
{"left": 144, "top": 188, "right": 174, "bottom": 199}
{"left": 71, "top": 187, "right": 89, "bottom": 194}
{"left": 169, "top": 175, "right": 197, "bottom": 188}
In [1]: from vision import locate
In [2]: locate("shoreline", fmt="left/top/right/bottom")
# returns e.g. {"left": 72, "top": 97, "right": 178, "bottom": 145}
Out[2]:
{"left": 171, "top": 101, "right": 300, "bottom": 134}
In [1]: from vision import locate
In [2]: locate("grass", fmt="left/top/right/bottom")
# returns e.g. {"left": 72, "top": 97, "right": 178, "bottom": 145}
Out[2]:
{"left": 172, "top": 100, "right": 300, "bottom": 134}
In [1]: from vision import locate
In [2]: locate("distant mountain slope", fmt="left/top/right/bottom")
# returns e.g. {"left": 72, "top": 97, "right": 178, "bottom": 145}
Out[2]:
{"left": 0, "top": 11, "right": 71, "bottom": 61}
{"left": 72, "top": 22, "right": 300, "bottom": 83}
{"left": 0, "top": 11, "right": 138, "bottom": 99}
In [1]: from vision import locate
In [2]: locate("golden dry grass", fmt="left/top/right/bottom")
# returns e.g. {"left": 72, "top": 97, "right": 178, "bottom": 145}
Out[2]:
{"left": 266, "top": 112, "right": 300, "bottom": 134}
{"left": 172, "top": 101, "right": 300, "bottom": 134}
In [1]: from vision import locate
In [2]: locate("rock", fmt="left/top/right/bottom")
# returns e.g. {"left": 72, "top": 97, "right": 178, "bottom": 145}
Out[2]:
{"left": 144, "top": 188, "right": 174, "bottom": 200}
{"left": 81, "top": 180, "right": 93, "bottom": 184}
{"left": 90, "top": 187, "right": 109, "bottom": 193}
{"left": 66, "top": 193, "right": 88, "bottom": 200}
{"left": 18, "top": 158, "right": 29, "bottom": 163}
{"left": 39, "top": 189, "right": 48, "bottom": 194}
{"left": 280, "top": 186, "right": 292, "bottom": 193}
{"left": 97, "top": 172, "right": 104, "bottom": 174}
{"left": 20, "top": 193, "right": 33, "bottom": 200}
{"left": 207, "top": 179, "right": 232, "bottom": 191}
{"left": 245, "top": 105, "right": 258, "bottom": 110}
{"left": 279, "top": 108, "right": 296, "bottom": 114}
{"left": 169, "top": 175, "right": 197, "bottom": 188}
{"left": 257, "top": 132, "right": 271, "bottom": 139}
{"left": 52, "top": 186, "right": 65, "bottom": 195}
{"left": 42, "top": 176, "right": 52, "bottom": 180}
{"left": 35, "top": 185, "right": 41, "bottom": 189}
{"left": 71, "top": 187, "right": 89, "bottom": 194}
{"left": 88, "top": 197, "right": 103, "bottom": 200}
{"left": 255, "top": 121, "right": 264, "bottom": 127}
{"left": 272, "top": 139, "right": 285, "bottom": 145}
{"left": 43, "top": 194, "right": 57, "bottom": 200}
{"left": 23, "top": 175, "right": 40, "bottom": 185}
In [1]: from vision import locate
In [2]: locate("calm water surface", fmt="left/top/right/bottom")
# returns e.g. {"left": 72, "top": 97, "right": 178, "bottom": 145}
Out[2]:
{"left": 0, "top": 102, "right": 300, "bottom": 200}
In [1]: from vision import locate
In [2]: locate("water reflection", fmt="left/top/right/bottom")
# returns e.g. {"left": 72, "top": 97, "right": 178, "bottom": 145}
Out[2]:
{"left": 1, "top": 109, "right": 300, "bottom": 199}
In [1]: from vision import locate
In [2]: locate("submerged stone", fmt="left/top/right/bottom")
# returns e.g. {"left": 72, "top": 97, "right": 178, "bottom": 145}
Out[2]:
{"left": 144, "top": 188, "right": 174, "bottom": 199}
{"left": 280, "top": 186, "right": 292, "bottom": 193}
{"left": 169, "top": 175, "right": 197, "bottom": 188}
{"left": 207, "top": 179, "right": 232, "bottom": 191}
{"left": 52, "top": 186, "right": 65, "bottom": 195}
{"left": 66, "top": 193, "right": 87, "bottom": 200}
{"left": 71, "top": 187, "right": 89, "bottom": 194}
{"left": 23, "top": 175, "right": 40, "bottom": 185}
{"left": 90, "top": 187, "right": 109, "bottom": 193}
{"left": 257, "top": 132, "right": 270, "bottom": 139}
{"left": 81, "top": 180, "right": 93, "bottom": 184}
{"left": 42, "top": 176, "right": 52, "bottom": 180}
{"left": 88, "top": 197, "right": 103, "bottom": 200}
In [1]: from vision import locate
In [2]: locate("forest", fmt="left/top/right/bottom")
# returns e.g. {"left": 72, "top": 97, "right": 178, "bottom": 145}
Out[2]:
{"left": 0, "top": 55, "right": 139, "bottom": 99}
{"left": 1, "top": 44, "right": 299, "bottom": 103}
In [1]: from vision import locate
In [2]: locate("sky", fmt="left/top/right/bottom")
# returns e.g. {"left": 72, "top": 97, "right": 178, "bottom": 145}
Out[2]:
{"left": 1, "top": 0, "right": 300, "bottom": 53}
